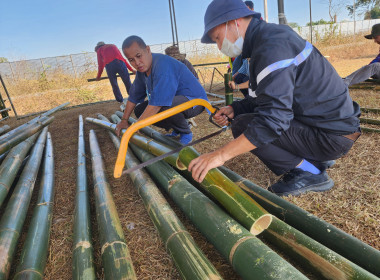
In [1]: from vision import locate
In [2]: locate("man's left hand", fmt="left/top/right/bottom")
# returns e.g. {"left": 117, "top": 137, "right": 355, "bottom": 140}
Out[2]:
{"left": 188, "top": 151, "right": 226, "bottom": 183}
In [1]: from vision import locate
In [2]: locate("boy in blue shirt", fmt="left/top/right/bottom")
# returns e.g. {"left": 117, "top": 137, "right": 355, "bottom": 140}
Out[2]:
{"left": 115, "top": 36, "right": 209, "bottom": 144}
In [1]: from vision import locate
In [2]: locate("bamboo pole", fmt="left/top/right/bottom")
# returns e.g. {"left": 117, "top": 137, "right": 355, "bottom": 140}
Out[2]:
{"left": 72, "top": 116, "right": 96, "bottom": 280}
{"left": 13, "top": 132, "right": 55, "bottom": 280}
{"left": 129, "top": 144, "right": 307, "bottom": 280}
{"left": 360, "top": 118, "right": 380, "bottom": 125}
{"left": 0, "top": 115, "right": 53, "bottom": 155}
{"left": 89, "top": 130, "right": 136, "bottom": 280}
{"left": 0, "top": 125, "right": 10, "bottom": 135}
{"left": 0, "top": 102, "right": 68, "bottom": 139}
{"left": 361, "top": 127, "right": 380, "bottom": 133}
{"left": 361, "top": 107, "right": 380, "bottom": 114}
{"left": 218, "top": 165, "right": 380, "bottom": 277}
{"left": 0, "top": 127, "right": 48, "bottom": 280}
{"left": 177, "top": 147, "right": 272, "bottom": 235}
{"left": 0, "top": 133, "right": 39, "bottom": 207}
{"left": 108, "top": 136, "right": 224, "bottom": 280}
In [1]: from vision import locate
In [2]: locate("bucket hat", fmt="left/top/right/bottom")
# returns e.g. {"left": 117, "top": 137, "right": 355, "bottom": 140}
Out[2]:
{"left": 95, "top": 41, "right": 105, "bottom": 52}
{"left": 364, "top": 23, "right": 380, "bottom": 39}
{"left": 201, "top": 0, "right": 261, "bottom": 44}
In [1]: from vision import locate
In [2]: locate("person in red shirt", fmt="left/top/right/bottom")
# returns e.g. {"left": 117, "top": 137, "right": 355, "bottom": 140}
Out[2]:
{"left": 95, "top": 42, "right": 134, "bottom": 103}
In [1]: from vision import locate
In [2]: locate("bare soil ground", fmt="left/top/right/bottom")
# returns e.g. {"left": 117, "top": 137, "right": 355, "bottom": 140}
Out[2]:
{"left": 1, "top": 49, "right": 380, "bottom": 279}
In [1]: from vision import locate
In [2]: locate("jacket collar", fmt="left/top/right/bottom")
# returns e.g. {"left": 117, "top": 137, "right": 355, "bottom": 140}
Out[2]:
{"left": 242, "top": 18, "right": 262, "bottom": 59}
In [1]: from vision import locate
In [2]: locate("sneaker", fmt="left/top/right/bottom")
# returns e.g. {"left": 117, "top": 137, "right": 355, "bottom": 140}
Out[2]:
{"left": 268, "top": 168, "right": 334, "bottom": 197}
{"left": 309, "top": 160, "right": 336, "bottom": 171}
{"left": 165, "top": 130, "right": 179, "bottom": 138}
{"left": 179, "top": 132, "right": 193, "bottom": 145}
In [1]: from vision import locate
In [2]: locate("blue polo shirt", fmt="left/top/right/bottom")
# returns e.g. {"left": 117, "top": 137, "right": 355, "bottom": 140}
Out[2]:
{"left": 128, "top": 53, "right": 208, "bottom": 107}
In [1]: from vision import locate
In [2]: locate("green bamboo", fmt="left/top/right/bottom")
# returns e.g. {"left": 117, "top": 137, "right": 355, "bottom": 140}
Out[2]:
{"left": 129, "top": 144, "right": 307, "bottom": 280}
{"left": 349, "top": 84, "right": 380, "bottom": 90}
{"left": 13, "top": 132, "right": 55, "bottom": 280}
{"left": 224, "top": 73, "right": 233, "bottom": 105}
{"left": 360, "top": 118, "right": 380, "bottom": 125}
{"left": 0, "top": 115, "right": 53, "bottom": 155}
{"left": 178, "top": 147, "right": 272, "bottom": 235}
{"left": 0, "top": 127, "right": 48, "bottom": 280}
{"left": 361, "top": 107, "right": 380, "bottom": 114}
{"left": 72, "top": 116, "right": 96, "bottom": 280}
{"left": 0, "top": 133, "right": 39, "bottom": 207}
{"left": 89, "top": 130, "right": 136, "bottom": 280}
{"left": 110, "top": 114, "right": 121, "bottom": 124}
{"left": 218, "top": 166, "right": 380, "bottom": 277}
{"left": 109, "top": 138, "right": 224, "bottom": 280}
{"left": 361, "top": 127, "right": 380, "bottom": 133}
{"left": 0, "top": 125, "right": 10, "bottom": 135}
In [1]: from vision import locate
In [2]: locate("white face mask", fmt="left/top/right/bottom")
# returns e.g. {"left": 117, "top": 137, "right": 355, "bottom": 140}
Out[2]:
{"left": 220, "top": 20, "right": 244, "bottom": 58}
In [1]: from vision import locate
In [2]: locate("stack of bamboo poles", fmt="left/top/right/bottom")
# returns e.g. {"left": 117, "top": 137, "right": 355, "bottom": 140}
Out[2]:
{"left": 359, "top": 107, "right": 380, "bottom": 133}
{"left": 86, "top": 114, "right": 380, "bottom": 280}
{"left": 0, "top": 103, "right": 67, "bottom": 280}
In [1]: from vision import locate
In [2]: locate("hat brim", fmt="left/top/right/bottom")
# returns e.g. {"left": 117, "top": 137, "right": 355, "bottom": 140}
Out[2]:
{"left": 364, "top": 34, "right": 373, "bottom": 39}
{"left": 201, "top": 9, "right": 259, "bottom": 44}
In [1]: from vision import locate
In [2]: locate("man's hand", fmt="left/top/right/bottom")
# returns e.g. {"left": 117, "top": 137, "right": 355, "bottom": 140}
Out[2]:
{"left": 116, "top": 119, "right": 129, "bottom": 137}
{"left": 228, "top": 80, "right": 236, "bottom": 90}
{"left": 188, "top": 151, "right": 226, "bottom": 183}
{"left": 213, "top": 106, "right": 234, "bottom": 126}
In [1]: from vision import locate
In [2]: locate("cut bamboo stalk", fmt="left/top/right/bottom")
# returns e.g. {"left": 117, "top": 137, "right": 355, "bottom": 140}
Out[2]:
{"left": 0, "top": 133, "right": 39, "bottom": 207}
{"left": 218, "top": 166, "right": 380, "bottom": 277}
{"left": 72, "top": 116, "right": 96, "bottom": 280}
{"left": 0, "top": 127, "right": 48, "bottom": 280}
{"left": 109, "top": 136, "right": 224, "bottom": 280}
{"left": 0, "top": 125, "right": 10, "bottom": 136}
{"left": 0, "top": 115, "right": 53, "bottom": 155}
{"left": 177, "top": 147, "right": 272, "bottom": 235}
{"left": 89, "top": 130, "right": 136, "bottom": 280}
{"left": 129, "top": 143, "right": 307, "bottom": 280}
{"left": 361, "top": 107, "right": 380, "bottom": 114}
{"left": 13, "top": 132, "right": 55, "bottom": 280}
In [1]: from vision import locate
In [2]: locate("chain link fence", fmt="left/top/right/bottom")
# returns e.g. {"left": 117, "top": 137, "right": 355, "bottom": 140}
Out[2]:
{"left": 0, "top": 19, "right": 378, "bottom": 82}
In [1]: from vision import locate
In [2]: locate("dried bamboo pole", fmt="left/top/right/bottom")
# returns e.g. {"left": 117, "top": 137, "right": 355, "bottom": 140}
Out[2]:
{"left": 13, "top": 132, "right": 55, "bottom": 280}
{"left": 218, "top": 166, "right": 380, "bottom": 278}
{"left": 0, "top": 115, "right": 53, "bottom": 155}
{"left": 129, "top": 143, "right": 307, "bottom": 280}
{"left": 108, "top": 134, "right": 224, "bottom": 280}
{"left": 89, "top": 130, "right": 136, "bottom": 280}
{"left": 72, "top": 116, "right": 96, "bottom": 280}
{"left": 0, "top": 133, "right": 39, "bottom": 207}
{"left": 0, "top": 127, "right": 48, "bottom": 280}
{"left": 0, "top": 102, "right": 68, "bottom": 141}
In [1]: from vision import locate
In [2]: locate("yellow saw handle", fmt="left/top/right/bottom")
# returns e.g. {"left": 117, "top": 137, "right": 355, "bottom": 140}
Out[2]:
{"left": 114, "top": 98, "right": 216, "bottom": 178}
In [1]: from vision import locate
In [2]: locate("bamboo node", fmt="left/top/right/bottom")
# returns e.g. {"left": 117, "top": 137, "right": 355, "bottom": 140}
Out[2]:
{"left": 229, "top": 235, "right": 256, "bottom": 264}
{"left": 101, "top": 241, "right": 127, "bottom": 255}
{"left": 165, "top": 230, "right": 191, "bottom": 250}
{"left": 13, "top": 269, "right": 44, "bottom": 278}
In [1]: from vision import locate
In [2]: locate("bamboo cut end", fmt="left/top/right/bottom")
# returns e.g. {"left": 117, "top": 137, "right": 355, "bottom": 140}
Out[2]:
{"left": 250, "top": 214, "right": 272, "bottom": 235}
{"left": 176, "top": 158, "right": 187, "bottom": 170}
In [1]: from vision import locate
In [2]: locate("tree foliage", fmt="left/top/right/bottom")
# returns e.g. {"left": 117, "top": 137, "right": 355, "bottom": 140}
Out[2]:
{"left": 347, "top": 0, "right": 380, "bottom": 19}
{"left": 306, "top": 19, "right": 334, "bottom": 26}
{"left": 0, "top": 57, "right": 8, "bottom": 63}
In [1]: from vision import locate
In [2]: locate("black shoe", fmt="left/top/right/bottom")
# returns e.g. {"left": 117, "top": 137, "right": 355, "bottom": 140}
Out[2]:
{"left": 268, "top": 168, "right": 334, "bottom": 197}
{"left": 309, "top": 160, "right": 336, "bottom": 171}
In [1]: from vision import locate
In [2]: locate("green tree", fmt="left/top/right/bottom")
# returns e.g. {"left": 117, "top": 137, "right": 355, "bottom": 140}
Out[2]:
{"left": 288, "top": 22, "right": 299, "bottom": 28}
{"left": 306, "top": 19, "right": 333, "bottom": 26}
{"left": 347, "top": 0, "right": 380, "bottom": 19}
{"left": 0, "top": 57, "right": 8, "bottom": 63}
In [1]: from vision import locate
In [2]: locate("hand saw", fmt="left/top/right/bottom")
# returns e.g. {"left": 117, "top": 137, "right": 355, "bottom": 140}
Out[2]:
{"left": 113, "top": 98, "right": 229, "bottom": 178}
{"left": 122, "top": 125, "right": 229, "bottom": 175}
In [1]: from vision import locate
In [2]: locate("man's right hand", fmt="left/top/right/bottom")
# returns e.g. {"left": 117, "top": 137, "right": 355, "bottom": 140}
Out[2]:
{"left": 213, "top": 106, "right": 234, "bottom": 126}
{"left": 116, "top": 119, "right": 129, "bottom": 137}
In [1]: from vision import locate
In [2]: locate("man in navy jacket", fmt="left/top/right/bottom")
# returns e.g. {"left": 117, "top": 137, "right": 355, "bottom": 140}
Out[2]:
{"left": 188, "top": 0, "right": 361, "bottom": 196}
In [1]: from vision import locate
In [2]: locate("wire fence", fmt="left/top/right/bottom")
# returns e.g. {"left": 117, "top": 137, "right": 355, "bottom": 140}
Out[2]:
{"left": 0, "top": 19, "right": 379, "bottom": 82}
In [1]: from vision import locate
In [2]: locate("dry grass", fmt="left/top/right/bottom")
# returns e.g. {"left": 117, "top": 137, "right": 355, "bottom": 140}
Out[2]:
{"left": 0, "top": 35, "right": 379, "bottom": 279}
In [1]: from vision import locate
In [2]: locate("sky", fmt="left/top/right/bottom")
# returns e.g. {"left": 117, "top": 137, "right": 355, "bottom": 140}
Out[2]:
{"left": 0, "top": 0, "right": 356, "bottom": 61}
